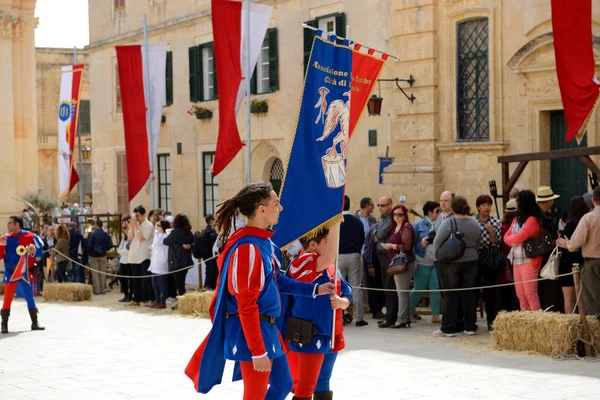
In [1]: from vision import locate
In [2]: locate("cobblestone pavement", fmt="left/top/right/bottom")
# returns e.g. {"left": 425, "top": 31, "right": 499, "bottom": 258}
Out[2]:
{"left": 1, "top": 295, "right": 600, "bottom": 399}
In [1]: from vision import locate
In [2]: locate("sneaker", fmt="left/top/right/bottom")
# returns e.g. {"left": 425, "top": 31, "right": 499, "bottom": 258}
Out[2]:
{"left": 433, "top": 329, "right": 455, "bottom": 337}
{"left": 166, "top": 297, "right": 176, "bottom": 303}
{"left": 464, "top": 330, "right": 477, "bottom": 336}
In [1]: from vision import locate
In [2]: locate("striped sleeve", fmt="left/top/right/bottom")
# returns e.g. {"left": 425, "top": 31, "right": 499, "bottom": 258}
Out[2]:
{"left": 33, "top": 234, "right": 44, "bottom": 258}
{"left": 227, "top": 244, "right": 267, "bottom": 358}
{"left": 288, "top": 253, "right": 320, "bottom": 283}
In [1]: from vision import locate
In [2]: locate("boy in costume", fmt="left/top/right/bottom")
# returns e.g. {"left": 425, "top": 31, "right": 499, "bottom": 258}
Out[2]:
{"left": 184, "top": 182, "right": 335, "bottom": 400}
{"left": 0, "top": 215, "right": 45, "bottom": 334}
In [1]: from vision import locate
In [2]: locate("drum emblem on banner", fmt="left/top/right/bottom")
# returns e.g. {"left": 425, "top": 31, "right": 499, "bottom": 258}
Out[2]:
{"left": 315, "top": 89, "right": 350, "bottom": 189}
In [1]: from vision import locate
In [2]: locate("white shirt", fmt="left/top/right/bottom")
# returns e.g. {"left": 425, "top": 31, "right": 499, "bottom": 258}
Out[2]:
{"left": 128, "top": 219, "right": 154, "bottom": 264}
{"left": 149, "top": 231, "right": 169, "bottom": 274}
{"left": 117, "top": 239, "right": 130, "bottom": 264}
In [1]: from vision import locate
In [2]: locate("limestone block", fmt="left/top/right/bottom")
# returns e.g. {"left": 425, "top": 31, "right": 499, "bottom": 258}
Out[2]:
{"left": 395, "top": 86, "right": 437, "bottom": 115}
{"left": 391, "top": 114, "right": 438, "bottom": 141}
{"left": 393, "top": 5, "right": 437, "bottom": 36}
{"left": 392, "top": 0, "right": 437, "bottom": 11}
{"left": 392, "top": 32, "right": 437, "bottom": 62}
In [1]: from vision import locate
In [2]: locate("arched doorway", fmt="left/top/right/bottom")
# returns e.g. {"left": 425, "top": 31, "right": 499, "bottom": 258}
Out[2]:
{"left": 270, "top": 158, "right": 284, "bottom": 195}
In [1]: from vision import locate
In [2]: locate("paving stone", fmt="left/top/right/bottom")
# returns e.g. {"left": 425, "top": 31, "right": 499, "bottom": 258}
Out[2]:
{"left": 1, "top": 298, "right": 599, "bottom": 399}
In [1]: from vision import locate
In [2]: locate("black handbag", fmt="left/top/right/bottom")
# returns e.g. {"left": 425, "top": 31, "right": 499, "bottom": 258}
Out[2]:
{"left": 435, "top": 219, "right": 466, "bottom": 264}
{"left": 388, "top": 248, "right": 408, "bottom": 275}
{"left": 524, "top": 228, "right": 555, "bottom": 258}
{"left": 480, "top": 246, "right": 506, "bottom": 270}
{"left": 286, "top": 317, "right": 315, "bottom": 345}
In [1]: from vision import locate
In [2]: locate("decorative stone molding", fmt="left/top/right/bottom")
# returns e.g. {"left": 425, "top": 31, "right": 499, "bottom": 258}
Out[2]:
{"left": 149, "top": 0, "right": 164, "bottom": 6}
{"left": 0, "top": 8, "right": 22, "bottom": 39}
{"left": 436, "top": 142, "right": 508, "bottom": 152}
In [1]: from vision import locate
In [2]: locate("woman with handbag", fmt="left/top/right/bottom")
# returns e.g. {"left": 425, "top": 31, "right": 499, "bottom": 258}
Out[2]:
{"left": 432, "top": 197, "right": 481, "bottom": 337}
{"left": 558, "top": 196, "right": 588, "bottom": 313}
{"left": 380, "top": 205, "right": 416, "bottom": 328}
{"left": 503, "top": 190, "right": 543, "bottom": 311}
{"left": 473, "top": 195, "right": 503, "bottom": 331}
{"left": 285, "top": 222, "right": 352, "bottom": 400}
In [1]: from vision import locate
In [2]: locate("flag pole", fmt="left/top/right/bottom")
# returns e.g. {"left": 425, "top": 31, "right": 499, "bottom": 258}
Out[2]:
{"left": 74, "top": 47, "right": 85, "bottom": 235}
{"left": 330, "top": 24, "right": 351, "bottom": 351}
{"left": 143, "top": 14, "right": 156, "bottom": 209}
{"left": 245, "top": 0, "right": 252, "bottom": 184}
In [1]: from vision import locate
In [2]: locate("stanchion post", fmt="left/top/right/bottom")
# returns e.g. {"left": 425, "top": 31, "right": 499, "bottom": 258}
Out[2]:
{"left": 572, "top": 263, "right": 592, "bottom": 357}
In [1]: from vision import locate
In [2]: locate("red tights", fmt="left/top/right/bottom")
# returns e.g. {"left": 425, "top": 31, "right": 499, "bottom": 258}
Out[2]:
{"left": 239, "top": 355, "right": 292, "bottom": 400}
{"left": 294, "top": 353, "right": 325, "bottom": 398}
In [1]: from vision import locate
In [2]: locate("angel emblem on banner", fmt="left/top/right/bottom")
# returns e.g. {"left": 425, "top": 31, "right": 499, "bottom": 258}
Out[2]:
{"left": 315, "top": 89, "right": 350, "bottom": 189}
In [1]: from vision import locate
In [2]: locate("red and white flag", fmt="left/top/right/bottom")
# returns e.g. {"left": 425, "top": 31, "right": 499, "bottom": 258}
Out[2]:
{"left": 116, "top": 44, "right": 167, "bottom": 201}
{"left": 58, "top": 64, "right": 84, "bottom": 198}
{"left": 211, "top": 0, "right": 272, "bottom": 177}
{"left": 552, "top": 0, "right": 600, "bottom": 144}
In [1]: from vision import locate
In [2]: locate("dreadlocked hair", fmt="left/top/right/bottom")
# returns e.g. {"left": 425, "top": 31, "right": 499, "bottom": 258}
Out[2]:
{"left": 214, "top": 182, "right": 274, "bottom": 240}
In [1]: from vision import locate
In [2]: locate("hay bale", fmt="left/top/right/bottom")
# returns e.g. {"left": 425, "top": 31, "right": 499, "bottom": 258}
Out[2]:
{"left": 178, "top": 290, "right": 214, "bottom": 318}
{"left": 43, "top": 283, "right": 93, "bottom": 302}
{"left": 493, "top": 311, "right": 600, "bottom": 356}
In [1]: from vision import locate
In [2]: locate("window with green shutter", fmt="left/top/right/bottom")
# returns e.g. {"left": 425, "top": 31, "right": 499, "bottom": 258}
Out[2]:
{"left": 303, "top": 19, "right": 317, "bottom": 73}
{"left": 303, "top": 13, "right": 346, "bottom": 73}
{"left": 250, "top": 28, "right": 279, "bottom": 95}
{"left": 189, "top": 46, "right": 200, "bottom": 102}
{"left": 199, "top": 43, "right": 217, "bottom": 101}
{"left": 165, "top": 51, "right": 173, "bottom": 106}
{"left": 79, "top": 100, "right": 91, "bottom": 134}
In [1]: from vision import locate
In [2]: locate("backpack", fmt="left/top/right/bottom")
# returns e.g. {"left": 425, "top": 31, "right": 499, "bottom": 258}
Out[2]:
{"left": 192, "top": 230, "right": 213, "bottom": 260}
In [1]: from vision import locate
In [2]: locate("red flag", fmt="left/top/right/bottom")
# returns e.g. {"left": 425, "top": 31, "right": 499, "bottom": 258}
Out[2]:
{"left": 211, "top": 0, "right": 273, "bottom": 177}
{"left": 552, "top": 0, "right": 600, "bottom": 144}
{"left": 211, "top": 0, "right": 243, "bottom": 177}
{"left": 349, "top": 46, "right": 387, "bottom": 138}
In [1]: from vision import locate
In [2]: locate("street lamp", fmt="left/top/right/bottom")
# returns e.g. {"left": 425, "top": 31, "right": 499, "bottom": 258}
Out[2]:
{"left": 82, "top": 146, "right": 91, "bottom": 161}
{"left": 367, "top": 94, "right": 383, "bottom": 116}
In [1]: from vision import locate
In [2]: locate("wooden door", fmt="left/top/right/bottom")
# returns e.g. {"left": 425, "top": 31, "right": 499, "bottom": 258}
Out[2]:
{"left": 550, "top": 110, "right": 588, "bottom": 215}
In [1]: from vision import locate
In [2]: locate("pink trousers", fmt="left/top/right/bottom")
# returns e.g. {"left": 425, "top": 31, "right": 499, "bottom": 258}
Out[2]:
{"left": 513, "top": 260, "right": 541, "bottom": 311}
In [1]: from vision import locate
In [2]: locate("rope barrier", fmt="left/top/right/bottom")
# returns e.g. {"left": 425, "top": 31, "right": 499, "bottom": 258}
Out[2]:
{"left": 49, "top": 249, "right": 217, "bottom": 279}
{"left": 352, "top": 272, "right": 576, "bottom": 293}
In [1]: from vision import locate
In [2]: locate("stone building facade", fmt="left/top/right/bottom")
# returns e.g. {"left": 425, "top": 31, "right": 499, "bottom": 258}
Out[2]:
{"left": 36, "top": 47, "right": 92, "bottom": 203}
{"left": 87, "top": 0, "right": 600, "bottom": 229}
{"left": 0, "top": 1, "right": 39, "bottom": 224}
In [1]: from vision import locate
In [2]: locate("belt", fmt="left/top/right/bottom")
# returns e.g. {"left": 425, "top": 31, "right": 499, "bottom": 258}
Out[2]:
{"left": 227, "top": 313, "right": 276, "bottom": 325}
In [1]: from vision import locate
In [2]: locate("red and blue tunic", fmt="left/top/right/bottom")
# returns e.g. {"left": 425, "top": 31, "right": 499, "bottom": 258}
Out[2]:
{"left": 287, "top": 252, "right": 352, "bottom": 353}
{"left": 185, "top": 227, "right": 319, "bottom": 394}
{"left": 0, "top": 231, "right": 44, "bottom": 283}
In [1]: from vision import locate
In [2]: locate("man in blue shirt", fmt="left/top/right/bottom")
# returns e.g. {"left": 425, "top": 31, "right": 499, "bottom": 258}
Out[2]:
{"left": 68, "top": 222, "right": 84, "bottom": 283}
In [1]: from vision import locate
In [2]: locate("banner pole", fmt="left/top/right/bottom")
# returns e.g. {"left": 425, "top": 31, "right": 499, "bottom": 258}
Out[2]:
{"left": 246, "top": 0, "right": 252, "bottom": 184}
{"left": 143, "top": 14, "right": 156, "bottom": 209}
{"left": 74, "top": 47, "right": 85, "bottom": 235}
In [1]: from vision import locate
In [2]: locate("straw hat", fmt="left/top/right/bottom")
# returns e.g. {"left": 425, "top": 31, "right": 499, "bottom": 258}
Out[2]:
{"left": 536, "top": 186, "right": 560, "bottom": 202}
{"left": 505, "top": 199, "right": 517, "bottom": 213}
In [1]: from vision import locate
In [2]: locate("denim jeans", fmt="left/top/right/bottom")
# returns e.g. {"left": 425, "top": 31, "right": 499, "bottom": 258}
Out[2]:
{"left": 152, "top": 274, "right": 168, "bottom": 304}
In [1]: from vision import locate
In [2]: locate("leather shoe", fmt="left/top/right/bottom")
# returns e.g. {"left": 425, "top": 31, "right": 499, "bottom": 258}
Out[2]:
{"left": 119, "top": 297, "right": 131, "bottom": 303}
{"left": 378, "top": 322, "right": 392, "bottom": 328}
{"left": 373, "top": 312, "right": 385, "bottom": 319}
{"left": 355, "top": 320, "right": 368, "bottom": 327}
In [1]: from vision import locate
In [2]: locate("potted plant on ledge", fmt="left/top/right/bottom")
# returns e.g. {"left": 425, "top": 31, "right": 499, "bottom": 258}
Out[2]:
{"left": 250, "top": 98, "right": 268, "bottom": 114}
{"left": 188, "top": 104, "right": 213, "bottom": 120}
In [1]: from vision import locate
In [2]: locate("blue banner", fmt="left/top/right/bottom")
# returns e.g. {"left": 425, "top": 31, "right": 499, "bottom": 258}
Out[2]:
{"left": 272, "top": 33, "right": 352, "bottom": 248}
{"left": 378, "top": 157, "right": 394, "bottom": 184}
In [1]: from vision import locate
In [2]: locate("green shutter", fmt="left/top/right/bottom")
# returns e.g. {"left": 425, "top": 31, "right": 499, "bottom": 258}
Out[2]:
{"left": 166, "top": 51, "right": 173, "bottom": 106}
{"left": 335, "top": 13, "right": 346, "bottom": 44}
{"left": 198, "top": 44, "right": 205, "bottom": 101}
{"left": 268, "top": 28, "right": 279, "bottom": 92}
{"left": 189, "top": 46, "right": 200, "bottom": 102}
{"left": 250, "top": 66, "right": 257, "bottom": 95}
{"left": 303, "top": 19, "right": 317, "bottom": 74}
{"left": 212, "top": 44, "right": 218, "bottom": 99}
{"left": 79, "top": 100, "right": 91, "bottom": 134}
